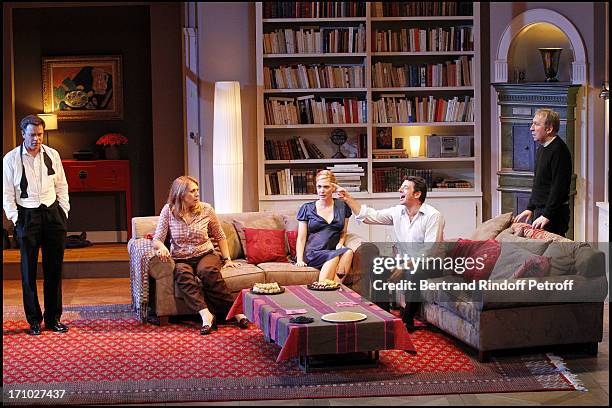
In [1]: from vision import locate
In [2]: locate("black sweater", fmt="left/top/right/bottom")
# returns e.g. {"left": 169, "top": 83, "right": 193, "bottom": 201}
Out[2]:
{"left": 527, "top": 136, "right": 572, "bottom": 219}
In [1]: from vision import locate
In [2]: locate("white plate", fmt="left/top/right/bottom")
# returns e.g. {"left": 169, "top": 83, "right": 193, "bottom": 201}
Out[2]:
{"left": 321, "top": 312, "right": 367, "bottom": 323}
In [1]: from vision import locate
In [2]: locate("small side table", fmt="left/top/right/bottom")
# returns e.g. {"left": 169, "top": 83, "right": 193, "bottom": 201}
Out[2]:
{"left": 62, "top": 160, "right": 132, "bottom": 240}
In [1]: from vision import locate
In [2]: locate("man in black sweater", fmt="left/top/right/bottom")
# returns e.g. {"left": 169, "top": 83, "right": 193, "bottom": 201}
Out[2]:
{"left": 515, "top": 108, "right": 572, "bottom": 236}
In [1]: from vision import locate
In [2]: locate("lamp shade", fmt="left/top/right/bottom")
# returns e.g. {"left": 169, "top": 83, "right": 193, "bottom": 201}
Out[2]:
{"left": 38, "top": 113, "right": 58, "bottom": 130}
{"left": 409, "top": 135, "right": 421, "bottom": 158}
{"left": 213, "top": 81, "right": 243, "bottom": 213}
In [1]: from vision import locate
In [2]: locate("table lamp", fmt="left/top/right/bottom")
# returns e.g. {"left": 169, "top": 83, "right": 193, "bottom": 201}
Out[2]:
{"left": 38, "top": 113, "right": 58, "bottom": 146}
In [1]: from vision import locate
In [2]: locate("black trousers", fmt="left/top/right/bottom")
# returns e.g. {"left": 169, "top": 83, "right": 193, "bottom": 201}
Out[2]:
{"left": 533, "top": 204, "right": 570, "bottom": 237}
{"left": 15, "top": 201, "right": 67, "bottom": 326}
{"left": 174, "top": 252, "right": 235, "bottom": 319}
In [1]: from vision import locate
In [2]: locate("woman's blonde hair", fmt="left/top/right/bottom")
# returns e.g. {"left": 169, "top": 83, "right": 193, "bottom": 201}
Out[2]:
{"left": 167, "top": 175, "right": 202, "bottom": 218}
{"left": 315, "top": 170, "right": 337, "bottom": 184}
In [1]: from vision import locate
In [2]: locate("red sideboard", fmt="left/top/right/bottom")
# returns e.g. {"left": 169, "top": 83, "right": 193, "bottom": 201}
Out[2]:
{"left": 62, "top": 160, "right": 132, "bottom": 240}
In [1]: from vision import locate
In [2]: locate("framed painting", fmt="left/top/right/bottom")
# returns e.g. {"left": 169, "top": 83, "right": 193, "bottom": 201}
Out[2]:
{"left": 42, "top": 55, "right": 123, "bottom": 121}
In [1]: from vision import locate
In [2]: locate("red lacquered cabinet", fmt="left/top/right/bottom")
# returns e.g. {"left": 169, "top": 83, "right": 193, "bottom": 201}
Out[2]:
{"left": 62, "top": 160, "right": 132, "bottom": 239}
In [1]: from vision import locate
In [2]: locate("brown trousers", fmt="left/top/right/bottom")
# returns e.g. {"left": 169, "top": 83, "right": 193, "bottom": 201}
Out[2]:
{"left": 174, "top": 252, "right": 234, "bottom": 319}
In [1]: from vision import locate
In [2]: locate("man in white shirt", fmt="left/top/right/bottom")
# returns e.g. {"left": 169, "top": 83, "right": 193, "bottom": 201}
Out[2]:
{"left": 3, "top": 114, "right": 70, "bottom": 335}
{"left": 334, "top": 176, "right": 445, "bottom": 331}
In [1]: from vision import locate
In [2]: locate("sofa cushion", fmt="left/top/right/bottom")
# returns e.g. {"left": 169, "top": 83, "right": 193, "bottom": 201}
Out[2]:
{"left": 286, "top": 230, "right": 298, "bottom": 260}
{"left": 512, "top": 255, "right": 551, "bottom": 279}
{"left": 451, "top": 239, "right": 501, "bottom": 281}
{"left": 232, "top": 215, "right": 285, "bottom": 258}
{"left": 495, "top": 228, "right": 552, "bottom": 254}
{"left": 282, "top": 214, "right": 299, "bottom": 232}
{"left": 258, "top": 262, "right": 319, "bottom": 286}
{"left": 132, "top": 216, "right": 159, "bottom": 240}
{"left": 541, "top": 241, "right": 592, "bottom": 276}
{"left": 469, "top": 212, "right": 513, "bottom": 240}
{"left": 490, "top": 243, "right": 550, "bottom": 280}
{"left": 509, "top": 223, "right": 572, "bottom": 242}
{"left": 220, "top": 261, "right": 265, "bottom": 293}
{"left": 244, "top": 228, "right": 288, "bottom": 264}
{"left": 219, "top": 221, "right": 243, "bottom": 260}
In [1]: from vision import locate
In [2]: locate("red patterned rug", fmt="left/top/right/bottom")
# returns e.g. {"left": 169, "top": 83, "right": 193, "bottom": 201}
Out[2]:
{"left": 3, "top": 304, "right": 583, "bottom": 405}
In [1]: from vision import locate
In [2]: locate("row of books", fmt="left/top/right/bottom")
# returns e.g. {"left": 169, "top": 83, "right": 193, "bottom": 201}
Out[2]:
{"left": 263, "top": 26, "right": 366, "bottom": 54}
{"left": 372, "top": 57, "right": 473, "bottom": 88}
{"left": 373, "top": 168, "right": 434, "bottom": 192}
{"left": 264, "top": 64, "right": 365, "bottom": 89}
{"left": 326, "top": 164, "right": 365, "bottom": 191}
{"left": 264, "top": 96, "right": 367, "bottom": 125}
{"left": 373, "top": 26, "right": 474, "bottom": 52}
{"left": 372, "top": 149, "right": 409, "bottom": 159}
{"left": 265, "top": 169, "right": 325, "bottom": 195}
{"left": 263, "top": 2, "right": 366, "bottom": 19}
{"left": 371, "top": 2, "right": 473, "bottom": 17}
{"left": 372, "top": 95, "right": 474, "bottom": 124}
{"left": 264, "top": 137, "right": 325, "bottom": 160}
{"left": 434, "top": 178, "right": 473, "bottom": 189}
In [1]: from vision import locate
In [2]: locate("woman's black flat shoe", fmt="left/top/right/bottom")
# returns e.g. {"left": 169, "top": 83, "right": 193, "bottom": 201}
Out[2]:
{"left": 237, "top": 317, "right": 249, "bottom": 329}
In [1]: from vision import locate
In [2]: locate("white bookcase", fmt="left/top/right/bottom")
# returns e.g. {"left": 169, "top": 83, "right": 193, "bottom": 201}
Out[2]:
{"left": 256, "top": 2, "right": 482, "bottom": 240}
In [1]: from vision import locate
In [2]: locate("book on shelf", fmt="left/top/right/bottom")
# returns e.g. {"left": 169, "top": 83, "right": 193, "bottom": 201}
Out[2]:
{"left": 265, "top": 95, "right": 367, "bottom": 125}
{"left": 264, "top": 2, "right": 367, "bottom": 19}
{"left": 263, "top": 25, "right": 366, "bottom": 54}
{"left": 373, "top": 26, "right": 473, "bottom": 52}
{"left": 373, "top": 168, "right": 433, "bottom": 193}
{"left": 372, "top": 149, "right": 409, "bottom": 159}
{"left": 265, "top": 168, "right": 328, "bottom": 195}
{"left": 372, "top": 95, "right": 473, "bottom": 124}
{"left": 371, "top": 2, "right": 472, "bottom": 17}
{"left": 372, "top": 57, "right": 472, "bottom": 88}
{"left": 433, "top": 178, "right": 473, "bottom": 189}
{"left": 264, "top": 64, "right": 365, "bottom": 89}
{"left": 265, "top": 136, "right": 327, "bottom": 160}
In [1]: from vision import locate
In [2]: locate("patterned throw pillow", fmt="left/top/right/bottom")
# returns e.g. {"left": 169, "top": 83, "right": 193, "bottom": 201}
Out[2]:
{"left": 233, "top": 216, "right": 284, "bottom": 258}
{"left": 286, "top": 230, "right": 298, "bottom": 260}
{"left": 451, "top": 238, "right": 501, "bottom": 281}
{"left": 512, "top": 255, "right": 552, "bottom": 278}
{"left": 243, "top": 228, "right": 288, "bottom": 264}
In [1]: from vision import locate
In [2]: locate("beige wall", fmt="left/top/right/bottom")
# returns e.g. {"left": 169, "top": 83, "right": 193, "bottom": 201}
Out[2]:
{"left": 197, "top": 2, "right": 258, "bottom": 212}
{"left": 488, "top": 2, "right": 607, "bottom": 241}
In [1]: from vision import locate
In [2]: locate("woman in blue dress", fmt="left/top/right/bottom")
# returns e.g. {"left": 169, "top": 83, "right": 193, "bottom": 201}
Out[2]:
{"left": 295, "top": 170, "right": 354, "bottom": 282}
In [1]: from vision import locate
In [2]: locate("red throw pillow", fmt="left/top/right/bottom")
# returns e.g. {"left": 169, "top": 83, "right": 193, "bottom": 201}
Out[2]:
{"left": 513, "top": 255, "right": 552, "bottom": 279}
{"left": 243, "top": 228, "right": 288, "bottom": 264}
{"left": 286, "top": 230, "right": 298, "bottom": 259}
{"left": 452, "top": 238, "right": 501, "bottom": 281}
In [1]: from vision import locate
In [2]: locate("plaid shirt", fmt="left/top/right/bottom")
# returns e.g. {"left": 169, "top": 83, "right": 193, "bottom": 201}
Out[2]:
{"left": 153, "top": 202, "right": 226, "bottom": 260}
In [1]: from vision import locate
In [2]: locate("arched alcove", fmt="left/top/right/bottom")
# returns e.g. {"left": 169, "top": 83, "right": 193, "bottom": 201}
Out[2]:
{"left": 508, "top": 23, "right": 573, "bottom": 83}
{"left": 495, "top": 9, "right": 587, "bottom": 84}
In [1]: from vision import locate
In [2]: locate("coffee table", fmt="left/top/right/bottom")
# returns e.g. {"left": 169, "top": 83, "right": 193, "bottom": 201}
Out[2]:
{"left": 227, "top": 285, "right": 415, "bottom": 372}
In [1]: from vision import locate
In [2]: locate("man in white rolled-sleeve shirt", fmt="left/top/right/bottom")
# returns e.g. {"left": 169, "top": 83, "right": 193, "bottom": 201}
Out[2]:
{"left": 334, "top": 176, "right": 445, "bottom": 331}
{"left": 3, "top": 114, "right": 70, "bottom": 335}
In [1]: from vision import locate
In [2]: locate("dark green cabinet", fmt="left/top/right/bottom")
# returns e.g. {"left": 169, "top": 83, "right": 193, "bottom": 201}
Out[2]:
{"left": 493, "top": 82, "right": 580, "bottom": 239}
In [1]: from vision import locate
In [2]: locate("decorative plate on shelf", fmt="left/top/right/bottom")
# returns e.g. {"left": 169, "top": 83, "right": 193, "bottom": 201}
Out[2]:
{"left": 321, "top": 312, "right": 367, "bottom": 323}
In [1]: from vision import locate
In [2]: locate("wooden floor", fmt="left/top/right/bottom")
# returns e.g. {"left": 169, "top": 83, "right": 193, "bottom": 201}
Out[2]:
{"left": 2, "top": 278, "right": 609, "bottom": 406}
{"left": 3, "top": 243, "right": 129, "bottom": 264}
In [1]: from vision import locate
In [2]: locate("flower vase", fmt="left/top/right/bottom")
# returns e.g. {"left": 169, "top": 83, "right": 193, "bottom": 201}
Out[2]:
{"left": 104, "top": 145, "right": 121, "bottom": 160}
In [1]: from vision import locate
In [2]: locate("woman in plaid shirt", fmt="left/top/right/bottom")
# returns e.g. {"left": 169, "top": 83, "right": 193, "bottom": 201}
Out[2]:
{"left": 152, "top": 176, "right": 249, "bottom": 335}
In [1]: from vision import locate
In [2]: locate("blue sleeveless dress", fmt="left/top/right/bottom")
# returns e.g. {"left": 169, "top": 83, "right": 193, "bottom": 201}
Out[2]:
{"left": 296, "top": 199, "right": 352, "bottom": 270}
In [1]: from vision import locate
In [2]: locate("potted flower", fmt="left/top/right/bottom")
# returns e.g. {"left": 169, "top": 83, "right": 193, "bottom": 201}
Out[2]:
{"left": 96, "top": 133, "right": 128, "bottom": 160}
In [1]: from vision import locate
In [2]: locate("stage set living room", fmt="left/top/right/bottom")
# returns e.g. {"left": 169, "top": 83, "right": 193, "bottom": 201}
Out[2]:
{"left": 2, "top": 2, "right": 609, "bottom": 406}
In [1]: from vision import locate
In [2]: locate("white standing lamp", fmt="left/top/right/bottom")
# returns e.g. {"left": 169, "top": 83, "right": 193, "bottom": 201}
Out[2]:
{"left": 38, "top": 113, "right": 58, "bottom": 146}
{"left": 213, "top": 81, "right": 243, "bottom": 213}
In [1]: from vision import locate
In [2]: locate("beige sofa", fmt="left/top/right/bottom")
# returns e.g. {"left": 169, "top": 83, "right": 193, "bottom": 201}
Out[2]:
{"left": 421, "top": 216, "right": 609, "bottom": 362}
{"left": 128, "top": 210, "right": 363, "bottom": 324}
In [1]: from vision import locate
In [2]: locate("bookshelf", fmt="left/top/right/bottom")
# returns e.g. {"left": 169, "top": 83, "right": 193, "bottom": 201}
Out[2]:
{"left": 256, "top": 2, "right": 482, "bottom": 239}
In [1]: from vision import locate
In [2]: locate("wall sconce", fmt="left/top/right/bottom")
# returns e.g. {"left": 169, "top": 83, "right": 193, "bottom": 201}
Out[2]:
{"left": 409, "top": 135, "right": 421, "bottom": 158}
{"left": 38, "top": 113, "right": 58, "bottom": 146}
{"left": 213, "top": 81, "right": 243, "bottom": 213}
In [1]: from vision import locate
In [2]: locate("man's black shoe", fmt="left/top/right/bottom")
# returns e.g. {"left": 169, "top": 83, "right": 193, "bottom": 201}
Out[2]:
{"left": 28, "top": 323, "right": 41, "bottom": 335}
{"left": 47, "top": 321, "right": 69, "bottom": 333}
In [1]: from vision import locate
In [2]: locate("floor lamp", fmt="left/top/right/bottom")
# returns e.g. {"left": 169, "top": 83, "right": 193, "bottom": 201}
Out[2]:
{"left": 213, "top": 81, "right": 243, "bottom": 214}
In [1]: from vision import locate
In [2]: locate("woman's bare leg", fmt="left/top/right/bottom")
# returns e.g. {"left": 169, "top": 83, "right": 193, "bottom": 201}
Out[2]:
{"left": 319, "top": 257, "right": 340, "bottom": 281}
{"left": 335, "top": 249, "right": 354, "bottom": 283}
